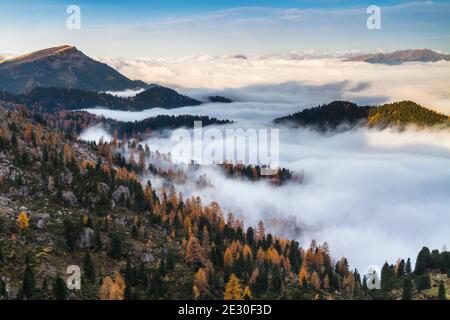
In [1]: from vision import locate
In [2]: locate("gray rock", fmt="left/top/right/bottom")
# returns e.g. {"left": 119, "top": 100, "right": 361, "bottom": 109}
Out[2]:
{"left": 0, "top": 196, "right": 11, "bottom": 208}
{"left": 96, "top": 182, "right": 110, "bottom": 194}
{"left": 33, "top": 161, "right": 41, "bottom": 170}
{"left": 62, "top": 191, "right": 78, "bottom": 206}
{"left": 140, "top": 252, "right": 155, "bottom": 263}
{"left": 10, "top": 186, "right": 29, "bottom": 197}
{"left": 114, "top": 218, "right": 127, "bottom": 226}
{"left": 47, "top": 176, "right": 55, "bottom": 192}
{"left": 61, "top": 171, "right": 73, "bottom": 185}
{"left": 36, "top": 219, "right": 45, "bottom": 229}
{"left": 79, "top": 227, "right": 94, "bottom": 249}
{"left": 112, "top": 185, "right": 130, "bottom": 203}
{"left": 34, "top": 212, "right": 51, "bottom": 220}
{"left": 0, "top": 166, "right": 8, "bottom": 179}
{"left": 88, "top": 193, "right": 99, "bottom": 205}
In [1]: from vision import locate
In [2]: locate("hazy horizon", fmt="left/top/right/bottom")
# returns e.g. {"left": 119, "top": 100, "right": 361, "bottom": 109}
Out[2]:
{"left": 1, "top": 0, "right": 449, "bottom": 57}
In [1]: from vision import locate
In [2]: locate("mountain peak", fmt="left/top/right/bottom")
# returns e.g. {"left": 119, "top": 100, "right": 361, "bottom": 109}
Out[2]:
{"left": 0, "top": 45, "right": 147, "bottom": 93}
{"left": 345, "top": 49, "right": 450, "bottom": 64}
{"left": 1, "top": 45, "right": 78, "bottom": 66}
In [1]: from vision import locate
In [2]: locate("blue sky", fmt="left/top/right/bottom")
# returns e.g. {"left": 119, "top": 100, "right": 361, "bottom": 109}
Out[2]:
{"left": 1, "top": 0, "right": 449, "bottom": 57}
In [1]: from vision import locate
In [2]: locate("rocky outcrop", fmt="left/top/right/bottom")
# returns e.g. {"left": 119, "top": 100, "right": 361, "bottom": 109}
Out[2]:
{"left": 96, "top": 182, "right": 110, "bottom": 194}
{"left": 112, "top": 185, "right": 130, "bottom": 203}
{"left": 62, "top": 191, "right": 78, "bottom": 206}
{"left": 79, "top": 227, "right": 94, "bottom": 249}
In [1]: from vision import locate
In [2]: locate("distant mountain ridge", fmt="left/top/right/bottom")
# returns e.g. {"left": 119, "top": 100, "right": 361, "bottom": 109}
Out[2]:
{"left": 0, "top": 45, "right": 147, "bottom": 93}
{"left": 274, "top": 101, "right": 449, "bottom": 130}
{"left": 0, "top": 86, "right": 202, "bottom": 111}
{"left": 345, "top": 49, "right": 450, "bottom": 65}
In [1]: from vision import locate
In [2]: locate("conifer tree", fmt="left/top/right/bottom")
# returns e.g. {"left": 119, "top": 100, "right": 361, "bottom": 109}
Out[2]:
{"left": 254, "top": 268, "right": 269, "bottom": 296}
{"left": 131, "top": 225, "right": 139, "bottom": 239}
{"left": 83, "top": 252, "right": 96, "bottom": 284}
{"left": 402, "top": 277, "right": 413, "bottom": 300}
{"left": 397, "top": 259, "right": 405, "bottom": 277}
{"left": 242, "top": 286, "right": 252, "bottom": 300}
{"left": 414, "top": 247, "right": 430, "bottom": 275}
{"left": 438, "top": 280, "right": 446, "bottom": 300}
{"left": 93, "top": 224, "right": 102, "bottom": 251}
{"left": 17, "top": 211, "right": 29, "bottom": 230}
{"left": 298, "top": 263, "right": 308, "bottom": 288}
{"left": 224, "top": 274, "right": 242, "bottom": 300}
{"left": 41, "top": 278, "right": 49, "bottom": 299}
{"left": 53, "top": 276, "right": 68, "bottom": 300}
{"left": 0, "top": 277, "right": 7, "bottom": 298}
{"left": 416, "top": 273, "right": 431, "bottom": 291}
{"left": 194, "top": 268, "right": 208, "bottom": 297}
{"left": 109, "top": 233, "right": 123, "bottom": 259}
{"left": 271, "top": 266, "right": 282, "bottom": 292}
{"left": 63, "top": 218, "right": 77, "bottom": 252}
{"left": 223, "top": 248, "right": 234, "bottom": 270}
{"left": 21, "top": 263, "right": 35, "bottom": 299}
{"left": 405, "top": 258, "right": 412, "bottom": 274}
{"left": 310, "top": 271, "right": 321, "bottom": 290}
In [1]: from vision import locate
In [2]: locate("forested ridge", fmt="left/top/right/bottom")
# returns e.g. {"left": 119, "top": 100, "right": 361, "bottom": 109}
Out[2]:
{"left": 0, "top": 86, "right": 202, "bottom": 112}
{"left": 0, "top": 104, "right": 231, "bottom": 142}
{"left": 275, "top": 100, "right": 449, "bottom": 130}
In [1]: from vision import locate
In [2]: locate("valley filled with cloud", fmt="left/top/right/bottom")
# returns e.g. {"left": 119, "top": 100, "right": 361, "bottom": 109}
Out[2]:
{"left": 82, "top": 57, "right": 450, "bottom": 272}
{"left": 99, "top": 55, "right": 450, "bottom": 115}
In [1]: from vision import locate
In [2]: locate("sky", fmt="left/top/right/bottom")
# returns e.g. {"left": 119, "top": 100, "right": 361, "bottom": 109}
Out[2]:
{"left": 1, "top": 0, "right": 449, "bottom": 57}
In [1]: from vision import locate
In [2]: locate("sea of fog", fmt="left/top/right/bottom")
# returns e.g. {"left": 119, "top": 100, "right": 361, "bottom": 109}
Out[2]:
{"left": 81, "top": 100, "right": 450, "bottom": 274}
{"left": 80, "top": 58, "right": 450, "bottom": 273}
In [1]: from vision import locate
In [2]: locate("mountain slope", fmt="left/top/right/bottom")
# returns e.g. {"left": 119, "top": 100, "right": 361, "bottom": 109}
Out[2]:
{"left": 0, "top": 96, "right": 448, "bottom": 301}
{"left": 345, "top": 49, "right": 450, "bottom": 65}
{"left": 0, "top": 45, "right": 147, "bottom": 93}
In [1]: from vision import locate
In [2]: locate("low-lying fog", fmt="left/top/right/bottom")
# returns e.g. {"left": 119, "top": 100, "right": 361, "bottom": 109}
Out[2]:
{"left": 81, "top": 58, "right": 450, "bottom": 272}
{"left": 99, "top": 56, "right": 450, "bottom": 114}
{"left": 82, "top": 104, "right": 450, "bottom": 273}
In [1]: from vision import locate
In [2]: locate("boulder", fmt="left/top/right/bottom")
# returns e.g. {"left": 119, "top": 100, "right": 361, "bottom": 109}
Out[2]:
{"left": 61, "top": 170, "right": 73, "bottom": 185}
{"left": 87, "top": 193, "right": 99, "bottom": 205}
{"left": 62, "top": 191, "right": 78, "bottom": 206}
{"left": 140, "top": 252, "right": 155, "bottom": 263}
{"left": 96, "top": 182, "right": 110, "bottom": 194}
{"left": 34, "top": 213, "right": 51, "bottom": 220}
{"left": 112, "top": 185, "right": 130, "bottom": 203}
{"left": 19, "top": 206, "right": 28, "bottom": 213}
{"left": 10, "top": 186, "right": 29, "bottom": 197}
{"left": 0, "top": 196, "right": 11, "bottom": 208}
{"left": 47, "top": 176, "right": 55, "bottom": 192}
{"left": 0, "top": 166, "right": 9, "bottom": 179}
{"left": 36, "top": 219, "right": 45, "bottom": 229}
{"left": 79, "top": 227, "right": 94, "bottom": 249}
